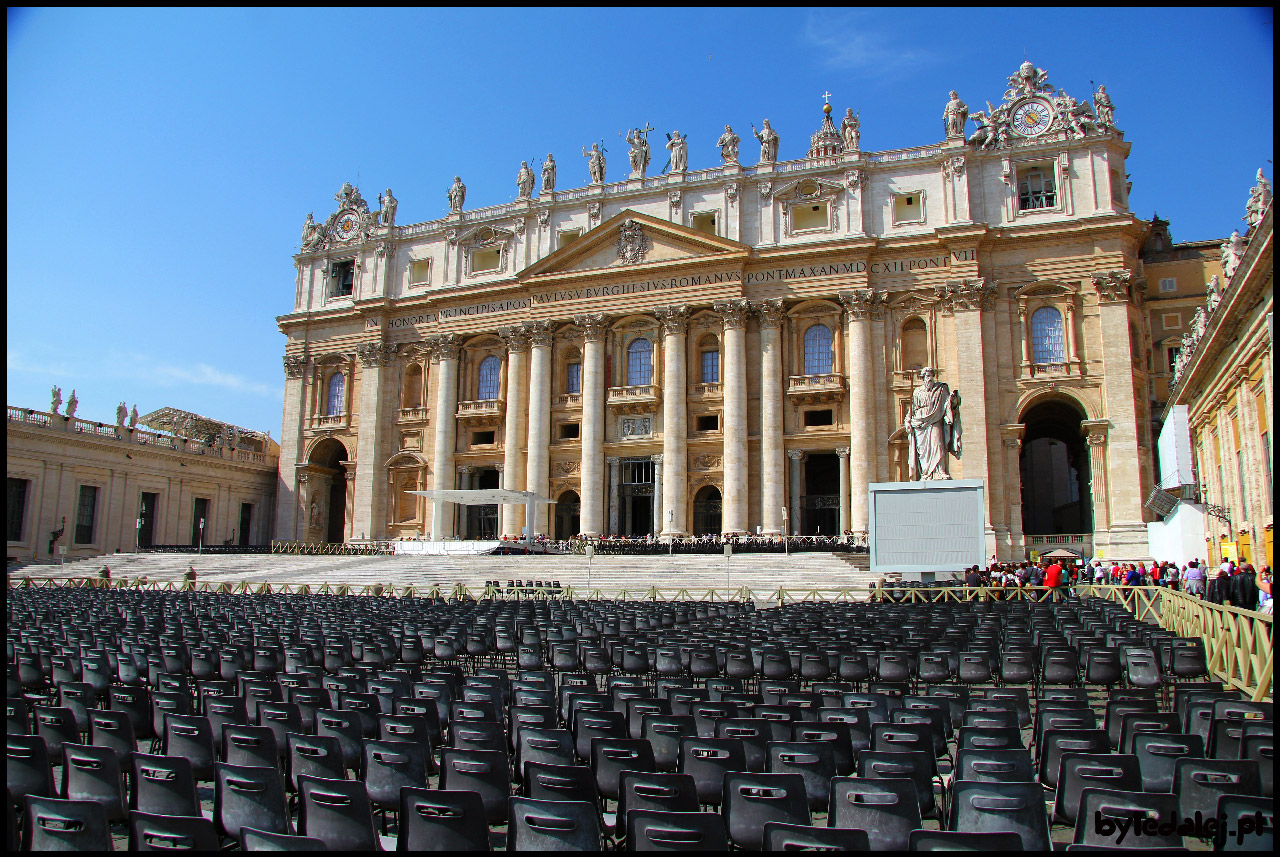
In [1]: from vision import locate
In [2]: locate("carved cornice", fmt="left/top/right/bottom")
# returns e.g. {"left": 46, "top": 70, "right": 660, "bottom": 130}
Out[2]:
{"left": 713, "top": 299, "right": 751, "bottom": 330}
{"left": 424, "top": 333, "right": 463, "bottom": 363}
{"left": 653, "top": 305, "right": 691, "bottom": 336}
{"left": 498, "top": 325, "right": 531, "bottom": 353}
{"left": 1091, "top": 270, "right": 1134, "bottom": 304}
{"left": 283, "top": 354, "right": 308, "bottom": 379}
{"left": 574, "top": 313, "right": 609, "bottom": 342}
{"left": 356, "top": 341, "right": 398, "bottom": 368}
{"left": 754, "top": 298, "right": 787, "bottom": 329}
{"left": 1080, "top": 419, "right": 1111, "bottom": 446}
{"left": 838, "top": 289, "right": 887, "bottom": 320}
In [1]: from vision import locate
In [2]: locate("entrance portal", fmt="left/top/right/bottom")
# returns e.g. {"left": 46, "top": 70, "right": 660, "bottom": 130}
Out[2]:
{"left": 555, "top": 491, "right": 580, "bottom": 541}
{"left": 465, "top": 469, "right": 500, "bottom": 540}
{"left": 1020, "top": 400, "right": 1092, "bottom": 536}
{"left": 801, "top": 453, "right": 840, "bottom": 536}
{"left": 620, "top": 458, "right": 654, "bottom": 537}
{"left": 307, "top": 438, "right": 349, "bottom": 543}
{"left": 693, "top": 486, "right": 722, "bottom": 536}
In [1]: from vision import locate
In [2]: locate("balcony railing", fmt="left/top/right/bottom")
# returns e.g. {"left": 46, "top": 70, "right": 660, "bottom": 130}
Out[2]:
{"left": 456, "top": 400, "right": 504, "bottom": 422}
{"left": 786, "top": 374, "right": 846, "bottom": 404}
{"left": 552, "top": 393, "right": 583, "bottom": 410}
{"left": 690, "top": 383, "right": 723, "bottom": 398}
{"left": 311, "top": 414, "right": 345, "bottom": 427}
{"left": 607, "top": 384, "right": 661, "bottom": 414}
{"left": 398, "top": 407, "right": 429, "bottom": 422}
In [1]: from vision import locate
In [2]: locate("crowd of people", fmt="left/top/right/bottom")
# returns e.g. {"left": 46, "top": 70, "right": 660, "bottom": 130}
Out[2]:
{"left": 567, "top": 533, "right": 865, "bottom": 556}
{"left": 959, "top": 556, "right": 1272, "bottom": 613}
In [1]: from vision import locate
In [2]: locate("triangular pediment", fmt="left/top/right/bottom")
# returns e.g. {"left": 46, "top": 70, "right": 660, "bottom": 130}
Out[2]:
{"left": 521, "top": 210, "right": 748, "bottom": 280}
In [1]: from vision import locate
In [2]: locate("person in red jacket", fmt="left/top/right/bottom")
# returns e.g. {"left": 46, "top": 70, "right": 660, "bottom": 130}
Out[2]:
{"left": 1044, "top": 561, "right": 1063, "bottom": 589}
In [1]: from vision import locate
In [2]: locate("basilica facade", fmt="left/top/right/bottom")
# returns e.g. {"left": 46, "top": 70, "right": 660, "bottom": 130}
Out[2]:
{"left": 275, "top": 63, "right": 1158, "bottom": 561}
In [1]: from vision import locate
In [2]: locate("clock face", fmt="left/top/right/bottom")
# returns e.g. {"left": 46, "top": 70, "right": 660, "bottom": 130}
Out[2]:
{"left": 335, "top": 213, "right": 358, "bottom": 240}
{"left": 1012, "top": 99, "right": 1053, "bottom": 137}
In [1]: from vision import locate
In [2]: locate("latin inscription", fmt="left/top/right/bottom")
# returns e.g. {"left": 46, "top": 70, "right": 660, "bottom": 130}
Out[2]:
{"left": 383, "top": 250, "right": 976, "bottom": 327}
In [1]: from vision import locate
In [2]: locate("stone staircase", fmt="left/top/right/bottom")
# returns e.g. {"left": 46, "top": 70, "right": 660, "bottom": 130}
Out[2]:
{"left": 18, "top": 550, "right": 883, "bottom": 600}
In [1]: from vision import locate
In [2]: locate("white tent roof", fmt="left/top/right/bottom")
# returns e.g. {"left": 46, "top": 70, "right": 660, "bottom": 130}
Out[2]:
{"left": 409, "top": 489, "right": 555, "bottom": 506}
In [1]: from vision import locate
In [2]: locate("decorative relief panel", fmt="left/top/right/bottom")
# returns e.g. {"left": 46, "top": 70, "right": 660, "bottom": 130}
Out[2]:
{"left": 620, "top": 417, "right": 653, "bottom": 437}
{"left": 691, "top": 453, "right": 722, "bottom": 470}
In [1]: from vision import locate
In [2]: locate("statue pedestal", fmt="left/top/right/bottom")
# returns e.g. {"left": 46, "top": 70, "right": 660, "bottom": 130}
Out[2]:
{"left": 868, "top": 479, "right": 985, "bottom": 583}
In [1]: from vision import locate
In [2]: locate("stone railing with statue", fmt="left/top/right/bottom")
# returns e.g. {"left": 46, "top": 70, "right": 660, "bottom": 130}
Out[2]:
{"left": 1170, "top": 171, "right": 1271, "bottom": 389}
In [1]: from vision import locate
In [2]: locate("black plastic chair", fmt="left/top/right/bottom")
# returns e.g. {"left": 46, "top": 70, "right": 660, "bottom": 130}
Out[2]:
{"left": 1037, "top": 729, "right": 1109, "bottom": 789}
{"left": 1214, "top": 793, "right": 1273, "bottom": 851}
{"left": 132, "top": 752, "right": 201, "bottom": 817}
{"left": 1117, "top": 711, "right": 1180, "bottom": 754}
{"left": 163, "top": 714, "right": 216, "bottom": 782}
{"left": 23, "top": 795, "right": 113, "bottom": 852}
{"left": 957, "top": 725, "right": 1025, "bottom": 752}
{"left": 1133, "top": 732, "right": 1204, "bottom": 792}
{"left": 1052, "top": 753, "right": 1141, "bottom": 826}
{"left": 453, "top": 719, "right": 507, "bottom": 755}
{"left": 766, "top": 740, "right": 836, "bottom": 811}
{"left": 397, "top": 786, "right": 491, "bottom": 851}
{"left": 439, "top": 748, "right": 512, "bottom": 825}
{"left": 515, "top": 727, "right": 576, "bottom": 779}
{"left": 827, "top": 775, "right": 921, "bottom": 851}
{"left": 222, "top": 724, "right": 280, "bottom": 770}
{"left": 722, "top": 771, "right": 811, "bottom": 851}
{"left": 764, "top": 821, "right": 870, "bottom": 850}
{"left": 1071, "top": 788, "right": 1181, "bottom": 848}
{"left": 907, "top": 829, "right": 1026, "bottom": 850}
{"left": 508, "top": 797, "right": 601, "bottom": 851}
{"left": 214, "top": 762, "right": 290, "bottom": 841}
{"left": 315, "top": 709, "right": 363, "bottom": 771}
{"left": 642, "top": 714, "right": 696, "bottom": 772}
{"left": 364, "top": 739, "right": 430, "bottom": 817}
{"left": 954, "top": 747, "right": 1035, "bottom": 784}
{"left": 7, "top": 733, "right": 56, "bottom": 801}
{"left": 626, "top": 808, "right": 728, "bottom": 851}
{"left": 590, "top": 737, "right": 656, "bottom": 802}
{"left": 297, "top": 774, "right": 379, "bottom": 851}
{"left": 1240, "top": 727, "right": 1273, "bottom": 798}
{"left": 33, "top": 705, "right": 80, "bottom": 765}
{"left": 1172, "top": 757, "right": 1261, "bottom": 821}
{"left": 678, "top": 736, "right": 747, "bottom": 806}
{"left": 286, "top": 733, "right": 346, "bottom": 791}
{"left": 790, "top": 721, "right": 855, "bottom": 777}
{"left": 130, "top": 809, "right": 221, "bottom": 851}
{"left": 618, "top": 770, "right": 700, "bottom": 831}
{"left": 61, "top": 742, "right": 127, "bottom": 822}
{"left": 523, "top": 762, "right": 598, "bottom": 804}
{"left": 858, "top": 749, "right": 936, "bottom": 817}
{"left": 947, "top": 779, "right": 1050, "bottom": 851}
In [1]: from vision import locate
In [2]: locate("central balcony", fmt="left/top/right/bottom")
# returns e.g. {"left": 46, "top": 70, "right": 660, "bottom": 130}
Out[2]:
{"left": 607, "top": 384, "right": 660, "bottom": 415}
{"left": 786, "top": 373, "right": 845, "bottom": 405}
{"left": 456, "top": 399, "right": 504, "bottom": 427}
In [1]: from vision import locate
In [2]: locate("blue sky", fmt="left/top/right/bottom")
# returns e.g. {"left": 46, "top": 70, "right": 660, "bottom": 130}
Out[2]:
{"left": 7, "top": 8, "right": 1272, "bottom": 436}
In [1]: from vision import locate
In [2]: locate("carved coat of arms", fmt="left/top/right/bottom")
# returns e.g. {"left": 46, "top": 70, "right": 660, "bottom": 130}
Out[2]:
{"left": 616, "top": 219, "right": 650, "bottom": 265}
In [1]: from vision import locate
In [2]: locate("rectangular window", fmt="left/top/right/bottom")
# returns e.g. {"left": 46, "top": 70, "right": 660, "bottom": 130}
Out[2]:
{"left": 1018, "top": 165, "right": 1057, "bottom": 210}
{"left": 792, "top": 202, "right": 829, "bottom": 232}
{"left": 1159, "top": 278, "right": 1177, "bottom": 293}
{"left": 409, "top": 259, "right": 431, "bottom": 285}
{"left": 696, "top": 414, "right": 720, "bottom": 432}
{"left": 471, "top": 430, "right": 496, "bottom": 446}
{"left": 892, "top": 192, "right": 925, "bottom": 224}
{"left": 75, "top": 485, "right": 98, "bottom": 545}
{"left": 701, "top": 349, "right": 720, "bottom": 384}
{"left": 1161, "top": 312, "right": 1181, "bottom": 329}
{"left": 622, "top": 458, "right": 654, "bottom": 485}
{"left": 8, "top": 477, "right": 29, "bottom": 542}
{"left": 566, "top": 363, "right": 582, "bottom": 395}
{"left": 691, "top": 212, "right": 718, "bottom": 235}
{"left": 191, "top": 497, "right": 209, "bottom": 546}
{"left": 803, "top": 409, "right": 834, "bottom": 427}
{"left": 559, "top": 423, "right": 580, "bottom": 440}
{"left": 329, "top": 260, "right": 354, "bottom": 298}
{"left": 471, "top": 248, "right": 501, "bottom": 273}
{"left": 558, "top": 229, "right": 582, "bottom": 249}
{"left": 1167, "top": 346, "right": 1180, "bottom": 373}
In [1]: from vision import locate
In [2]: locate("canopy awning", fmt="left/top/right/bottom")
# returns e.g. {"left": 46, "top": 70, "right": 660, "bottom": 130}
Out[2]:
{"left": 1041, "top": 548, "right": 1082, "bottom": 559}
{"left": 408, "top": 489, "right": 555, "bottom": 506}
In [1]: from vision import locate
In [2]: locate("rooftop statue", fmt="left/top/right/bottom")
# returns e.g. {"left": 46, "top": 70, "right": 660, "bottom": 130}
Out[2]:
{"left": 1093, "top": 84, "right": 1115, "bottom": 129}
{"left": 583, "top": 142, "right": 606, "bottom": 184}
{"left": 840, "top": 108, "right": 860, "bottom": 151}
{"left": 1244, "top": 168, "right": 1272, "bottom": 231}
{"left": 300, "top": 213, "right": 323, "bottom": 249}
{"left": 943, "top": 90, "right": 968, "bottom": 139}
{"left": 717, "top": 125, "right": 740, "bottom": 164}
{"left": 516, "top": 162, "right": 535, "bottom": 200}
{"left": 753, "top": 119, "right": 779, "bottom": 164}
{"left": 66, "top": 389, "right": 78, "bottom": 419}
{"left": 447, "top": 176, "right": 466, "bottom": 213}
{"left": 541, "top": 154, "right": 556, "bottom": 193}
{"left": 117, "top": 402, "right": 128, "bottom": 427}
{"left": 378, "top": 188, "right": 397, "bottom": 227}
{"left": 1220, "top": 230, "right": 1246, "bottom": 279}
{"left": 1004, "top": 60, "right": 1053, "bottom": 101}
{"left": 626, "top": 125, "right": 653, "bottom": 178}
{"left": 51, "top": 385, "right": 62, "bottom": 415}
{"left": 665, "top": 131, "right": 688, "bottom": 172}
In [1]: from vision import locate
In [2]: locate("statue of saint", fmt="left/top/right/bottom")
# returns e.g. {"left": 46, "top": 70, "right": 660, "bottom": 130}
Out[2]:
{"left": 943, "top": 90, "right": 968, "bottom": 139}
{"left": 1244, "top": 168, "right": 1272, "bottom": 230}
{"left": 1221, "top": 230, "right": 1246, "bottom": 279}
{"left": 51, "top": 385, "right": 62, "bottom": 415}
{"left": 753, "top": 119, "right": 779, "bottom": 164}
{"left": 516, "top": 162, "right": 535, "bottom": 199}
{"left": 841, "top": 108, "right": 860, "bottom": 151}
{"left": 583, "top": 143, "right": 606, "bottom": 184}
{"left": 626, "top": 127, "right": 651, "bottom": 177}
{"left": 904, "top": 367, "right": 961, "bottom": 481}
{"left": 310, "top": 499, "right": 321, "bottom": 527}
{"left": 1093, "top": 84, "right": 1115, "bottom": 129}
{"left": 300, "top": 213, "right": 322, "bottom": 248}
{"left": 717, "top": 125, "right": 740, "bottom": 164}
{"left": 666, "top": 131, "right": 688, "bottom": 172}
{"left": 447, "top": 176, "right": 466, "bottom": 213}
{"left": 1204, "top": 275, "right": 1221, "bottom": 314}
{"left": 541, "top": 154, "right": 556, "bottom": 193}
{"left": 66, "top": 389, "right": 78, "bottom": 419}
{"left": 129, "top": 404, "right": 139, "bottom": 429}
{"left": 378, "top": 189, "right": 397, "bottom": 226}
{"left": 117, "top": 402, "right": 128, "bottom": 426}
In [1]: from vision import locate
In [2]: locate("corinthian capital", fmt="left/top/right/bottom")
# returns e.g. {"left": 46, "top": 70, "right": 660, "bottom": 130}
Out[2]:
{"left": 283, "top": 354, "right": 308, "bottom": 378}
{"left": 424, "top": 333, "right": 462, "bottom": 362}
{"left": 653, "top": 304, "right": 690, "bottom": 336}
{"left": 838, "top": 288, "right": 886, "bottom": 320}
{"left": 754, "top": 298, "right": 786, "bottom": 329}
{"left": 498, "top": 324, "right": 530, "bottom": 353}
{"left": 574, "top": 313, "right": 609, "bottom": 342}
{"left": 712, "top": 298, "right": 752, "bottom": 330}
{"left": 356, "top": 341, "right": 398, "bottom": 368}
{"left": 1091, "top": 270, "right": 1133, "bottom": 304}
{"left": 946, "top": 278, "right": 996, "bottom": 312}
{"left": 527, "top": 320, "right": 555, "bottom": 348}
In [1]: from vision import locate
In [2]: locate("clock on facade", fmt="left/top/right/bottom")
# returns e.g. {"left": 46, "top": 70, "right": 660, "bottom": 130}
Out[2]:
{"left": 335, "top": 212, "right": 359, "bottom": 240}
{"left": 1012, "top": 99, "right": 1053, "bottom": 138}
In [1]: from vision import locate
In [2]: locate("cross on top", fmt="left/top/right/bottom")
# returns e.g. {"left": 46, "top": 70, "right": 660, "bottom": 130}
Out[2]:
{"left": 822, "top": 90, "right": 833, "bottom": 104}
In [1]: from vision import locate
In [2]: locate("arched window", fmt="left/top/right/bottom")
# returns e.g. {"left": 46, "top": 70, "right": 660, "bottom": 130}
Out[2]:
{"left": 402, "top": 364, "right": 422, "bottom": 410}
{"left": 326, "top": 372, "right": 345, "bottom": 416}
{"left": 626, "top": 338, "right": 652, "bottom": 386}
{"left": 477, "top": 356, "right": 501, "bottom": 400}
{"left": 901, "top": 318, "right": 928, "bottom": 372}
{"left": 1030, "top": 307, "right": 1065, "bottom": 364}
{"left": 803, "top": 324, "right": 833, "bottom": 375}
{"left": 699, "top": 334, "right": 720, "bottom": 384}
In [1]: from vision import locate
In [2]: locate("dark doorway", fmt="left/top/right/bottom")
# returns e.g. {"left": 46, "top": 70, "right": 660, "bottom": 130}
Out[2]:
{"left": 1020, "top": 400, "right": 1092, "bottom": 535}
{"left": 308, "top": 438, "right": 350, "bottom": 543}
{"left": 138, "top": 492, "right": 158, "bottom": 549}
{"left": 801, "top": 452, "right": 840, "bottom": 536}
{"left": 466, "top": 469, "right": 500, "bottom": 540}
{"left": 555, "top": 491, "right": 581, "bottom": 541}
{"left": 693, "top": 486, "right": 722, "bottom": 536}
{"left": 238, "top": 503, "right": 253, "bottom": 547}
{"left": 621, "top": 458, "right": 654, "bottom": 537}
{"left": 191, "top": 497, "right": 210, "bottom": 547}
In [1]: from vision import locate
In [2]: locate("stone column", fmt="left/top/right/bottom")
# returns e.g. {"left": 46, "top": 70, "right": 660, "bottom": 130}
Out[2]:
{"left": 652, "top": 454, "right": 664, "bottom": 535}
{"left": 756, "top": 300, "right": 786, "bottom": 535}
{"left": 607, "top": 457, "right": 621, "bottom": 535}
{"left": 428, "top": 335, "right": 461, "bottom": 540}
{"left": 525, "top": 322, "right": 554, "bottom": 536}
{"left": 1064, "top": 298, "right": 1079, "bottom": 365}
{"left": 576, "top": 313, "right": 608, "bottom": 537}
{"left": 788, "top": 449, "right": 805, "bottom": 536}
{"left": 1081, "top": 420, "right": 1112, "bottom": 535}
{"left": 1019, "top": 304, "right": 1032, "bottom": 367}
{"left": 657, "top": 305, "right": 691, "bottom": 538}
{"left": 839, "top": 290, "right": 882, "bottom": 533}
{"left": 353, "top": 340, "right": 397, "bottom": 541}
{"left": 836, "top": 448, "right": 850, "bottom": 534}
{"left": 951, "top": 279, "right": 996, "bottom": 555}
{"left": 500, "top": 326, "right": 530, "bottom": 538}
{"left": 275, "top": 354, "right": 309, "bottom": 541}
{"left": 714, "top": 299, "right": 751, "bottom": 535}
{"left": 1000, "top": 424, "right": 1026, "bottom": 561}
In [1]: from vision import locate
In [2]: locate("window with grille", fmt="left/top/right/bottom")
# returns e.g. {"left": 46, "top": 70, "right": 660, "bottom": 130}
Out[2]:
{"left": 1018, "top": 165, "right": 1057, "bottom": 211}
{"left": 8, "top": 477, "right": 29, "bottom": 542}
{"left": 329, "top": 260, "right": 354, "bottom": 298}
{"left": 326, "top": 372, "right": 345, "bottom": 416}
{"left": 75, "top": 485, "right": 98, "bottom": 545}
{"left": 566, "top": 362, "right": 582, "bottom": 394}
{"left": 1030, "top": 307, "right": 1066, "bottom": 364}
{"left": 803, "top": 325, "right": 833, "bottom": 375}
{"left": 1167, "top": 346, "right": 1181, "bottom": 373}
{"left": 478, "top": 356, "right": 501, "bottom": 400}
{"left": 626, "top": 338, "right": 652, "bottom": 386}
{"left": 701, "top": 348, "right": 720, "bottom": 383}
{"left": 1159, "top": 278, "right": 1177, "bottom": 293}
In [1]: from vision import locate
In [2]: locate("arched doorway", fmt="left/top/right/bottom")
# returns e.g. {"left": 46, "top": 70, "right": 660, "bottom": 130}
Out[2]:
{"left": 693, "top": 486, "right": 722, "bottom": 536}
{"left": 555, "top": 491, "right": 580, "bottom": 541}
{"left": 802, "top": 452, "right": 840, "bottom": 536}
{"left": 307, "top": 438, "right": 349, "bottom": 543}
{"left": 1020, "top": 400, "right": 1092, "bottom": 537}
